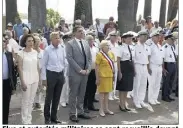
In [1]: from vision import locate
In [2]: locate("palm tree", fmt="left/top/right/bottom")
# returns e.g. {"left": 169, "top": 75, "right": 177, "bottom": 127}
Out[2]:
{"left": 143, "top": 0, "right": 152, "bottom": 19}
{"left": 118, "top": 0, "right": 135, "bottom": 34}
{"left": 159, "top": 0, "right": 167, "bottom": 28}
{"left": 28, "top": 0, "right": 46, "bottom": 32}
{"left": 167, "top": 0, "right": 178, "bottom": 22}
{"left": 5, "top": 0, "right": 18, "bottom": 25}
{"left": 74, "top": 0, "right": 93, "bottom": 26}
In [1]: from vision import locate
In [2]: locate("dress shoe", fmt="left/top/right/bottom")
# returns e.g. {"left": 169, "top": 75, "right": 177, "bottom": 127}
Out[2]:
{"left": 125, "top": 107, "right": 131, "bottom": 111}
{"left": 69, "top": 115, "right": 79, "bottom": 123}
{"left": 93, "top": 99, "right": 99, "bottom": 102}
{"left": 108, "top": 97, "right": 114, "bottom": 100}
{"left": 148, "top": 100, "right": 156, "bottom": 105}
{"left": 119, "top": 105, "right": 127, "bottom": 112}
{"left": 61, "top": 102, "right": 67, "bottom": 108}
{"left": 168, "top": 96, "right": 175, "bottom": 101}
{"left": 105, "top": 110, "right": 114, "bottom": 115}
{"left": 78, "top": 113, "right": 91, "bottom": 119}
{"left": 88, "top": 106, "right": 99, "bottom": 111}
{"left": 162, "top": 98, "right": 171, "bottom": 102}
{"left": 135, "top": 104, "right": 142, "bottom": 109}
{"left": 51, "top": 119, "right": 62, "bottom": 124}
{"left": 45, "top": 120, "right": 51, "bottom": 124}
{"left": 140, "top": 102, "right": 148, "bottom": 108}
{"left": 84, "top": 108, "right": 90, "bottom": 113}
{"left": 99, "top": 110, "right": 105, "bottom": 117}
{"left": 113, "top": 96, "right": 119, "bottom": 100}
{"left": 155, "top": 100, "right": 161, "bottom": 105}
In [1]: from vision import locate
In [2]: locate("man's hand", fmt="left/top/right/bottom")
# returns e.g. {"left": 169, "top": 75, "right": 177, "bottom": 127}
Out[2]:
{"left": 163, "top": 69, "right": 168, "bottom": 76}
{"left": 85, "top": 70, "right": 90, "bottom": 75}
{"left": 80, "top": 70, "right": 87, "bottom": 75}
{"left": 118, "top": 72, "right": 122, "bottom": 81}
{"left": 42, "top": 80, "right": 47, "bottom": 87}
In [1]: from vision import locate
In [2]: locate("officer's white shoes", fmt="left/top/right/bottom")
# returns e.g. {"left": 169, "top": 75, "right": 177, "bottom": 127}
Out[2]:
{"left": 149, "top": 100, "right": 156, "bottom": 105}
{"left": 135, "top": 104, "right": 142, "bottom": 109}
{"left": 155, "top": 100, "right": 161, "bottom": 105}
{"left": 140, "top": 102, "right": 149, "bottom": 108}
{"left": 113, "top": 96, "right": 119, "bottom": 100}
{"left": 61, "top": 102, "right": 67, "bottom": 108}
{"left": 109, "top": 96, "right": 114, "bottom": 100}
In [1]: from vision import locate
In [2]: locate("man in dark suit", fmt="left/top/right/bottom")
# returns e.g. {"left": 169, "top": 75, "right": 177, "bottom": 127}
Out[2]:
{"left": 2, "top": 36, "right": 16, "bottom": 124}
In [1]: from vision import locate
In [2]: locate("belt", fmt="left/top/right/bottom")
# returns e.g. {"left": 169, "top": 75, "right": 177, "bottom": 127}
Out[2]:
{"left": 135, "top": 63, "right": 147, "bottom": 66}
{"left": 164, "top": 62, "right": 176, "bottom": 64}
{"left": 151, "top": 63, "right": 162, "bottom": 67}
{"left": 47, "top": 70, "right": 63, "bottom": 74}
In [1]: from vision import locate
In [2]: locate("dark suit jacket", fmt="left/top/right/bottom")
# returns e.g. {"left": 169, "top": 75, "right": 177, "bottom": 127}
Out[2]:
{"left": 4, "top": 52, "right": 16, "bottom": 91}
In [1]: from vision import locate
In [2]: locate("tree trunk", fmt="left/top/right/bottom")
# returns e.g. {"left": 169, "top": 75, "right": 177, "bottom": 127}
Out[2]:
{"left": 74, "top": 0, "right": 93, "bottom": 25}
{"left": 5, "top": 0, "right": 18, "bottom": 25}
{"left": 133, "top": 0, "right": 139, "bottom": 31}
{"left": 159, "top": 0, "right": 167, "bottom": 28}
{"left": 167, "top": 0, "right": 178, "bottom": 22}
{"left": 28, "top": 0, "right": 46, "bottom": 32}
{"left": 118, "top": 0, "right": 135, "bottom": 34}
{"left": 143, "top": 0, "right": 152, "bottom": 19}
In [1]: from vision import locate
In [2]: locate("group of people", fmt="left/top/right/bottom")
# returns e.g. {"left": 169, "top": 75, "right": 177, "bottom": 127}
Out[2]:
{"left": 2, "top": 15, "right": 178, "bottom": 125}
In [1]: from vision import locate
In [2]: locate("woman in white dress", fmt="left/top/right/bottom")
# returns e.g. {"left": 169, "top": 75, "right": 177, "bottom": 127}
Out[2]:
{"left": 17, "top": 34, "right": 40, "bottom": 124}
{"left": 33, "top": 35, "right": 44, "bottom": 109}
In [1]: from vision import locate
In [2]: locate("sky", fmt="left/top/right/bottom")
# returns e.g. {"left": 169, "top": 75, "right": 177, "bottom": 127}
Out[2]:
{"left": 3, "top": 0, "right": 178, "bottom": 23}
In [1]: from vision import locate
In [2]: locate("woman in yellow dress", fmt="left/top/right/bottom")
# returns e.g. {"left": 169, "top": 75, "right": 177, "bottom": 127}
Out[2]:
{"left": 95, "top": 40, "right": 115, "bottom": 117}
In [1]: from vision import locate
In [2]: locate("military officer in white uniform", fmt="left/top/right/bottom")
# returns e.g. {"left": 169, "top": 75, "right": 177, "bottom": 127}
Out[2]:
{"left": 162, "top": 34, "right": 177, "bottom": 102}
{"left": 147, "top": 31, "right": 164, "bottom": 105}
{"left": 108, "top": 32, "right": 120, "bottom": 100}
{"left": 133, "top": 30, "right": 150, "bottom": 108}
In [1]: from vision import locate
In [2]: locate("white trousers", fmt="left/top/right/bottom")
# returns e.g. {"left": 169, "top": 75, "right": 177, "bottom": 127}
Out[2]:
{"left": 109, "top": 62, "right": 118, "bottom": 98}
{"left": 60, "top": 76, "right": 69, "bottom": 104}
{"left": 148, "top": 64, "right": 162, "bottom": 102}
{"left": 133, "top": 64, "right": 148, "bottom": 105}
{"left": 21, "top": 82, "right": 38, "bottom": 124}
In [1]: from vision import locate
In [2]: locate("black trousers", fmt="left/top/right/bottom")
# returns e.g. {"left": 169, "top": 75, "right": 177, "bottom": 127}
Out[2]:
{"left": 44, "top": 70, "right": 64, "bottom": 121}
{"left": 84, "top": 70, "right": 97, "bottom": 108}
{"left": 162, "top": 63, "right": 176, "bottom": 99}
{"left": 3, "top": 79, "right": 12, "bottom": 124}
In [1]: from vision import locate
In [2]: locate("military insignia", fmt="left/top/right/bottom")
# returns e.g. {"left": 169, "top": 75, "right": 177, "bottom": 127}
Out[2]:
{"left": 165, "top": 45, "right": 168, "bottom": 48}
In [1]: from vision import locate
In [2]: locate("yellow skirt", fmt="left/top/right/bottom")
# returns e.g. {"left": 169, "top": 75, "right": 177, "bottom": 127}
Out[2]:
{"left": 97, "top": 77, "right": 113, "bottom": 93}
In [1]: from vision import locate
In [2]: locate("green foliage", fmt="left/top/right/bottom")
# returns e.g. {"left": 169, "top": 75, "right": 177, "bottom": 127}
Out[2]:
{"left": 46, "top": 8, "right": 61, "bottom": 28}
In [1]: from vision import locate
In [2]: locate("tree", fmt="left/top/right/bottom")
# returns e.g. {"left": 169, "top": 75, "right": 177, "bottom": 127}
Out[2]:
{"left": 159, "top": 0, "right": 167, "bottom": 28}
{"left": 28, "top": 0, "right": 46, "bottom": 32}
{"left": 74, "top": 0, "right": 93, "bottom": 25}
{"left": 143, "top": 0, "right": 152, "bottom": 19}
{"left": 167, "top": 0, "right": 178, "bottom": 22}
{"left": 5, "top": 0, "right": 18, "bottom": 25}
{"left": 118, "top": 0, "right": 135, "bottom": 34}
{"left": 46, "top": 9, "right": 61, "bottom": 28}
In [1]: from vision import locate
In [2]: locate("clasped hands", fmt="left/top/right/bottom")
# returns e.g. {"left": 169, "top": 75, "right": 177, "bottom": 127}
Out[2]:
{"left": 80, "top": 69, "right": 90, "bottom": 75}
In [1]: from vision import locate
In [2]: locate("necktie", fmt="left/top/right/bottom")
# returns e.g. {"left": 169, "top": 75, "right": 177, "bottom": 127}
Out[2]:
{"left": 128, "top": 45, "right": 132, "bottom": 61}
{"left": 79, "top": 41, "right": 87, "bottom": 69}
{"left": 171, "top": 46, "right": 177, "bottom": 62}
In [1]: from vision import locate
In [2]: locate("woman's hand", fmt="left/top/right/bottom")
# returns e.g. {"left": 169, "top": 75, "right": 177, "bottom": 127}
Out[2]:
{"left": 118, "top": 72, "right": 122, "bottom": 81}
{"left": 96, "top": 78, "right": 100, "bottom": 86}
{"left": 21, "top": 82, "right": 27, "bottom": 91}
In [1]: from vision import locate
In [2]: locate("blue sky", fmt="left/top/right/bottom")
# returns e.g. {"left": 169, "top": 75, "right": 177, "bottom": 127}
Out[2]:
{"left": 3, "top": 0, "right": 177, "bottom": 23}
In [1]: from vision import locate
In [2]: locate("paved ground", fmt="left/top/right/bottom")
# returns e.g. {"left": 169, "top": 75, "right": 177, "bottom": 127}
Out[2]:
{"left": 9, "top": 87, "right": 178, "bottom": 125}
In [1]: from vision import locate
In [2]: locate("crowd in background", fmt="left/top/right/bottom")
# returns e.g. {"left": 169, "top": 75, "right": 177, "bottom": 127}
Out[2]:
{"left": 2, "top": 14, "right": 178, "bottom": 124}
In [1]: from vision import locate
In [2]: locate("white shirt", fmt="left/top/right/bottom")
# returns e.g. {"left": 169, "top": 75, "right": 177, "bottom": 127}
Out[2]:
{"left": 134, "top": 42, "right": 150, "bottom": 64}
{"left": 149, "top": 42, "right": 164, "bottom": 65}
{"left": 38, "top": 49, "right": 44, "bottom": 69}
{"left": 94, "top": 23, "right": 104, "bottom": 36}
{"left": 118, "top": 43, "right": 134, "bottom": 61}
{"left": 41, "top": 44, "right": 66, "bottom": 80}
{"left": 140, "top": 24, "right": 146, "bottom": 31}
{"left": 108, "top": 41, "right": 120, "bottom": 62}
{"left": 7, "top": 38, "right": 20, "bottom": 53}
{"left": 90, "top": 46, "right": 99, "bottom": 69}
{"left": 75, "top": 38, "right": 85, "bottom": 50}
{"left": 150, "top": 27, "right": 162, "bottom": 33}
{"left": 162, "top": 43, "right": 176, "bottom": 62}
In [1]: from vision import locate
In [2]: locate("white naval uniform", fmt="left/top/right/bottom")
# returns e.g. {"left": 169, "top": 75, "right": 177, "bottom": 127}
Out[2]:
{"left": 147, "top": 42, "right": 164, "bottom": 103}
{"left": 108, "top": 41, "right": 120, "bottom": 99}
{"left": 133, "top": 42, "right": 150, "bottom": 107}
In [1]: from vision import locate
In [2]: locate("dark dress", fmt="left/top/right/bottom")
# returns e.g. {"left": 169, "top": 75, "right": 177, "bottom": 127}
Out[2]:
{"left": 116, "top": 60, "right": 134, "bottom": 91}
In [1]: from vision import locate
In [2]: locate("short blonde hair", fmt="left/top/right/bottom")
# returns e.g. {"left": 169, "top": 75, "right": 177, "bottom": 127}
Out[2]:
{"left": 50, "top": 32, "right": 60, "bottom": 40}
{"left": 86, "top": 35, "right": 94, "bottom": 41}
{"left": 100, "top": 40, "right": 109, "bottom": 48}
